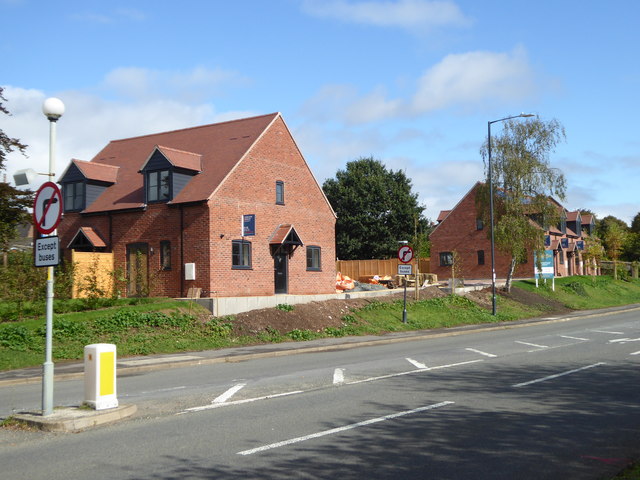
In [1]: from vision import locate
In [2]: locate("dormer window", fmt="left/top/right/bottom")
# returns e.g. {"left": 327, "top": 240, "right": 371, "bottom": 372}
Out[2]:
{"left": 147, "top": 169, "right": 171, "bottom": 202}
{"left": 140, "top": 146, "right": 202, "bottom": 205}
{"left": 63, "top": 181, "right": 85, "bottom": 212}
{"left": 558, "top": 211, "right": 567, "bottom": 234}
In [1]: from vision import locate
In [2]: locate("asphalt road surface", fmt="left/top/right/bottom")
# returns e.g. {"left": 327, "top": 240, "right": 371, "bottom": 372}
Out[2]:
{"left": 1, "top": 307, "right": 639, "bottom": 479}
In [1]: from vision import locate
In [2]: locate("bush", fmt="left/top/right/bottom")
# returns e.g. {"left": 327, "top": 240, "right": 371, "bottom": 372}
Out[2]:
{"left": 0, "top": 325, "right": 35, "bottom": 351}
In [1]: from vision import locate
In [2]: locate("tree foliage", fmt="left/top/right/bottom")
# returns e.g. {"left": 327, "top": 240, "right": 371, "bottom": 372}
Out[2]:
{"left": 0, "top": 87, "right": 33, "bottom": 254}
{"left": 477, "top": 117, "right": 567, "bottom": 291}
{"left": 322, "top": 157, "right": 429, "bottom": 260}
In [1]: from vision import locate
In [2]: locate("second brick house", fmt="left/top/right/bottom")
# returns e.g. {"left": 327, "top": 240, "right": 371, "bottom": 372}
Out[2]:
{"left": 430, "top": 182, "right": 590, "bottom": 282}
{"left": 57, "top": 113, "right": 337, "bottom": 298}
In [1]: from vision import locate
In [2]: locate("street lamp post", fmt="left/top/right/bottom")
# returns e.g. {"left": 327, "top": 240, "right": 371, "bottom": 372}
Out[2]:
{"left": 42, "top": 97, "right": 64, "bottom": 416}
{"left": 487, "top": 113, "right": 533, "bottom": 316}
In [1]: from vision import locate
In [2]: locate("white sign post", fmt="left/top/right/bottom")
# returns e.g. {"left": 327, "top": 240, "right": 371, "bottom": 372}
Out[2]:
{"left": 397, "top": 246, "right": 414, "bottom": 324}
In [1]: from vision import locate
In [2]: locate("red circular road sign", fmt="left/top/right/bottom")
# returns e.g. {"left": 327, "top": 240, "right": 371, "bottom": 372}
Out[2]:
{"left": 397, "top": 245, "right": 414, "bottom": 264}
{"left": 33, "top": 182, "right": 63, "bottom": 235}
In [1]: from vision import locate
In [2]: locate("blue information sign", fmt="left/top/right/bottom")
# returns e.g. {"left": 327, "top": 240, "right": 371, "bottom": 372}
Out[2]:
{"left": 534, "top": 250, "right": 554, "bottom": 279}
{"left": 242, "top": 214, "right": 256, "bottom": 236}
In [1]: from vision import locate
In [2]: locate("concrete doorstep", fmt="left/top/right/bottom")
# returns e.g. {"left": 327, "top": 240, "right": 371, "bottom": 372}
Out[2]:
{"left": 12, "top": 404, "right": 137, "bottom": 433}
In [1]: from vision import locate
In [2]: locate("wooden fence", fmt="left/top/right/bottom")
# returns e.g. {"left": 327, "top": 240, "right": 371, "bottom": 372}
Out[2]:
{"left": 336, "top": 258, "right": 430, "bottom": 282}
{"left": 71, "top": 250, "right": 114, "bottom": 298}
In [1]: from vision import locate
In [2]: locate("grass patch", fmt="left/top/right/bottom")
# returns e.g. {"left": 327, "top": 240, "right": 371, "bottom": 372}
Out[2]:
{"left": 514, "top": 276, "right": 640, "bottom": 310}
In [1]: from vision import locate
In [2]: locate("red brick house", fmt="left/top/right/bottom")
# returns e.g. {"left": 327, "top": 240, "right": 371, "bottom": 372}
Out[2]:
{"left": 430, "top": 182, "right": 588, "bottom": 281}
{"left": 57, "top": 113, "right": 336, "bottom": 298}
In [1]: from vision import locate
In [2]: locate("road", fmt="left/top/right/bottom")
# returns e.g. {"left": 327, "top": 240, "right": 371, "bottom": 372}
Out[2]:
{"left": 1, "top": 307, "right": 639, "bottom": 479}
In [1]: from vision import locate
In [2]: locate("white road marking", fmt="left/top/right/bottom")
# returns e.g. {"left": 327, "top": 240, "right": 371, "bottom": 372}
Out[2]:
{"left": 591, "top": 330, "right": 624, "bottom": 335}
{"left": 609, "top": 338, "right": 640, "bottom": 344}
{"left": 333, "top": 368, "right": 345, "bottom": 384}
{"left": 346, "top": 359, "right": 483, "bottom": 385}
{"left": 515, "top": 340, "right": 548, "bottom": 349}
{"left": 559, "top": 335, "right": 589, "bottom": 341}
{"left": 213, "top": 383, "right": 246, "bottom": 404}
{"left": 183, "top": 390, "right": 304, "bottom": 413}
{"left": 513, "top": 362, "right": 606, "bottom": 388}
{"left": 237, "top": 401, "right": 455, "bottom": 456}
{"left": 465, "top": 348, "right": 497, "bottom": 358}
{"left": 406, "top": 358, "right": 428, "bottom": 369}
{"left": 631, "top": 351, "right": 640, "bottom": 356}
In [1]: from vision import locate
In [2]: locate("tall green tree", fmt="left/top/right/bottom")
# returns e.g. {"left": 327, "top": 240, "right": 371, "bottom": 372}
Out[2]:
{"left": 0, "top": 87, "right": 33, "bottom": 256}
{"left": 323, "top": 157, "right": 429, "bottom": 260}
{"left": 603, "top": 222, "right": 627, "bottom": 279}
{"left": 478, "top": 117, "right": 567, "bottom": 292}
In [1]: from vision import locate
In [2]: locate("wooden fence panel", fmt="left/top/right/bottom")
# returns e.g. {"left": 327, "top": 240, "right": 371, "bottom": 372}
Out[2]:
{"left": 71, "top": 250, "right": 114, "bottom": 299}
{"left": 336, "top": 258, "right": 430, "bottom": 282}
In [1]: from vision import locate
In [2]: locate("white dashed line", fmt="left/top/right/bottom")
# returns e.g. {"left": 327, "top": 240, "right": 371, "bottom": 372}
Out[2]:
{"left": 591, "top": 330, "right": 624, "bottom": 335}
{"left": 515, "top": 341, "right": 548, "bottom": 349}
{"left": 237, "top": 401, "right": 455, "bottom": 455}
{"left": 465, "top": 348, "right": 497, "bottom": 358}
{"left": 558, "top": 335, "right": 589, "bottom": 341}
{"left": 333, "top": 368, "right": 345, "bottom": 384}
{"left": 631, "top": 351, "right": 640, "bottom": 356}
{"left": 609, "top": 338, "right": 640, "bottom": 344}
{"left": 513, "top": 362, "right": 606, "bottom": 388}
{"left": 406, "top": 358, "right": 428, "bottom": 369}
{"left": 183, "top": 390, "right": 304, "bottom": 413}
{"left": 213, "top": 383, "right": 246, "bottom": 404}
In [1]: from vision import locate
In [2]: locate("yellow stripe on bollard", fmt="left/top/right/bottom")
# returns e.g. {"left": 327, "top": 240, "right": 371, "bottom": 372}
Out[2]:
{"left": 99, "top": 351, "right": 115, "bottom": 396}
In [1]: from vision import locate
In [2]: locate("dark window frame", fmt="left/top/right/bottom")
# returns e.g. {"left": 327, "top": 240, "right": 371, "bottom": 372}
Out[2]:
{"left": 476, "top": 218, "right": 484, "bottom": 230}
{"left": 147, "top": 169, "right": 172, "bottom": 203}
{"left": 477, "top": 250, "right": 485, "bottom": 265}
{"left": 276, "top": 180, "right": 285, "bottom": 205}
{"left": 63, "top": 181, "right": 85, "bottom": 212}
{"left": 232, "top": 240, "right": 252, "bottom": 269}
{"left": 160, "top": 240, "right": 171, "bottom": 271}
{"left": 306, "top": 245, "right": 321, "bottom": 271}
{"left": 439, "top": 252, "right": 453, "bottom": 267}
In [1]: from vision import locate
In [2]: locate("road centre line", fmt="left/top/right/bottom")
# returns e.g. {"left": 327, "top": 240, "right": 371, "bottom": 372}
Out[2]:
{"left": 558, "top": 335, "right": 589, "bottom": 341}
{"left": 465, "top": 348, "right": 497, "bottom": 358}
{"left": 591, "top": 329, "right": 624, "bottom": 335}
{"left": 345, "top": 359, "right": 484, "bottom": 386}
{"left": 513, "top": 362, "right": 606, "bottom": 388}
{"left": 182, "top": 390, "right": 304, "bottom": 413}
{"left": 631, "top": 351, "right": 640, "bottom": 356}
{"left": 213, "top": 383, "right": 246, "bottom": 404}
{"left": 237, "top": 401, "right": 455, "bottom": 456}
{"left": 515, "top": 340, "right": 548, "bottom": 349}
{"left": 333, "top": 368, "right": 345, "bottom": 384}
{"left": 609, "top": 338, "right": 640, "bottom": 344}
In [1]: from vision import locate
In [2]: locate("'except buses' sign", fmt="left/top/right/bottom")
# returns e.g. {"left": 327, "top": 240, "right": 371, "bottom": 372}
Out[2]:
{"left": 34, "top": 236, "right": 60, "bottom": 267}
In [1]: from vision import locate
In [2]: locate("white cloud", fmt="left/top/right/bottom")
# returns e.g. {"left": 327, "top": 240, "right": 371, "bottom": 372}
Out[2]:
{"left": 301, "top": 0, "right": 471, "bottom": 31}
{"left": 302, "top": 46, "right": 536, "bottom": 124}
{"left": 412, "top": 46, "right": 535, "bottom": 113}
{"left": 71, "top": 8, "right": 146, "bottom": 24}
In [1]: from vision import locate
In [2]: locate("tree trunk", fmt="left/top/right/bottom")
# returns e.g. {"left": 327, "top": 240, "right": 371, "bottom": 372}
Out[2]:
{"left": 505, "top": 257, "right": 517, "bottom": 292}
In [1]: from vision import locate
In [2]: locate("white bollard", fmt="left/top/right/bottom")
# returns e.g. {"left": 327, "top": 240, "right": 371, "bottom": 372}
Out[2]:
{"left": 84, "top": 344, "right": 118, "bottom": 410}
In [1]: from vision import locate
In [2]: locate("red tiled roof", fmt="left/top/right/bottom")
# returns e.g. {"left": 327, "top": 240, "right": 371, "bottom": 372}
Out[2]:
{"left": 269, "top": 224, "right": 303, "bottom": 245}
{"left": 437, "top": 210, "right": 451, "bottom": 222}
{"left": 73, "top": 159, "right": 119, "bottom": 183}
{"left": 151, "top": 146, "right": 202, "bottom": 172}
{"left": 81, "top": 113, "right": 280, "bottom": 213}
{"left": 567, "top": 211, "right": 580, "bottom": 222}
{"left": 67, "top": 227, "right": 107, "bottom": 248}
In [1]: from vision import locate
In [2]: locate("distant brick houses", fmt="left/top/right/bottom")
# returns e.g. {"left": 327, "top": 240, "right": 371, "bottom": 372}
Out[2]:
{"left": 430, "top": 182, "right": 594, "bottom": 281}
{"left": 57, "top": 113, "right": 336, "bottom": 298}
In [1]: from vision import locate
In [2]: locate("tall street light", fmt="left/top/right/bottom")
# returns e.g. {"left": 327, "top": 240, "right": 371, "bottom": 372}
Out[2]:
{"left": 42, "top": 97, "right": 64, "bottom": 416}
{"left": 487, "top": 113, "right": 534, "bottom": 315}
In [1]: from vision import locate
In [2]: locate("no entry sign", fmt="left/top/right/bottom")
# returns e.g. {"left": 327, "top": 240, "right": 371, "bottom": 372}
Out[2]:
{"left": 33, "top": 182, "right": 63, "bottom": 235}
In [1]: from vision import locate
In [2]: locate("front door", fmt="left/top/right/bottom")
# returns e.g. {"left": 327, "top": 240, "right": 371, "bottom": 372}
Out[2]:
{"left": 126, "top": 243, "right": 149, "bottom": 297}
{"left": 274, "top": 252, "right": 288, "bottom": 294}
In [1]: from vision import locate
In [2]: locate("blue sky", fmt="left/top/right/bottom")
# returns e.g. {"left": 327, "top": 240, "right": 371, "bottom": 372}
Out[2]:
{"left": 1, "top": 0, "right": 639, "bottom": 224}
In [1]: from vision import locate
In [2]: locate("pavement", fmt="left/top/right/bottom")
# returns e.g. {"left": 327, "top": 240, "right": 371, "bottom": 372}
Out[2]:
{"left": 3, "top": 302, "right": 640, "bottom": 433}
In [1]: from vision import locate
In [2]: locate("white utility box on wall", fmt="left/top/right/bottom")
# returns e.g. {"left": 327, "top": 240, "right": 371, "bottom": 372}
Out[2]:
{"left": 185, "top": 263, "right": 196, "bottom": 280}
{"left": 84, "top": 343, "right": 118, "bottom": 410}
